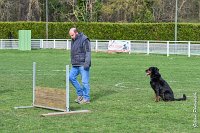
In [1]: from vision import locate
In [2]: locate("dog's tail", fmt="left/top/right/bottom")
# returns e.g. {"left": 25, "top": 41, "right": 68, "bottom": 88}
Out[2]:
{"left": 174, "top": 94, "right": 187, "bottom": 101}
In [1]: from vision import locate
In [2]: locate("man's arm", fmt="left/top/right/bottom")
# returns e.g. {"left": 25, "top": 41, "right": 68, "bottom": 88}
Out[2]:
{"left": 83, "top": 39, "right": 91, "bottom": 69}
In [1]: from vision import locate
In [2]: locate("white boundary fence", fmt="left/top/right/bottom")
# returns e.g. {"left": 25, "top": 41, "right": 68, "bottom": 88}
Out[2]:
{"left": 1, "top": 39, "right": 200, "bottom": 57}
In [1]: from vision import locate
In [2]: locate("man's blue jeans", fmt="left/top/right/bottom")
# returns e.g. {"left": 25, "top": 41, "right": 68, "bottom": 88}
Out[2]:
{"left": 69, "top": 66, "right": 90, "bottom": 101}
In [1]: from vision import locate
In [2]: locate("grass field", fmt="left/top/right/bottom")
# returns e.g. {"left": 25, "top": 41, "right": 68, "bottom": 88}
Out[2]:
{"left": 0, "top": 49, "right": 199, "bottom": 133}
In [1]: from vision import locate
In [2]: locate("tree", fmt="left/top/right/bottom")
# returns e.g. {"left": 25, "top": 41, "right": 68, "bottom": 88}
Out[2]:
{"left": 151, "top": 0, "right": 200, "bottom": 22}
{"left": 100, "top": 0, "right": 154, "bottom": 22}
{"left": 27, "top": 0, "right": 41, "bottom": 21}
{"left": 0, "top": 0, "right": 199, "bottom": 23}
{"left": 67, "top": 0, "right": 102, "bottom": 22}
{"left": 0, "top": 0, "right": 17, "bottom": 21}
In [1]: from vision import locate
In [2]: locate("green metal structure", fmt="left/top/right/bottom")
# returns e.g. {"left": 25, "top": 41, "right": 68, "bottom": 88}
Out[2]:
{"left": 18, "top": 30, "right": 31, "bottom": 50}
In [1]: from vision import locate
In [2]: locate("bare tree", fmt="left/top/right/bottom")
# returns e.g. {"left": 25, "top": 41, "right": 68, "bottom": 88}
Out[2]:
{"left": 65, "top": 0, "right": 101, "bottom": 22}
{"left": 18, "top": 0, "right": 28, "bottom": 20}
{"left": 27, "top": 0, "right": 41, "bottom": 21}
{"left": 152, "top": 0, "right": 200, "bottom": 22}
{"left": 198, "top": 0, "right": 200, "bottom": 21}
{"left": 0, "top": 0, "right": 17, "bottom": 21}
{"left": 0, "top": 0, "right": 41, "bottom": 21}
{"left": 0, "top": 0, "right": 199, "bottom": 22}
{"left": 100, "top": 0, "right": 151, "bottom": 22}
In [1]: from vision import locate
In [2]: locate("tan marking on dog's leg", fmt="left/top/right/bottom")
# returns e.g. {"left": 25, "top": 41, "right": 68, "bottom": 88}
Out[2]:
{"left": 155, "top": 96, "right": 161, "bottom": 102}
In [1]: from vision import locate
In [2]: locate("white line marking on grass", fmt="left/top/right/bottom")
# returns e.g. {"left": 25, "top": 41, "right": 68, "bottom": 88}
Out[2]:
{"left": 115, "top": 82, "right": 130, "bottom": 88}
{"left": 169, "top": 80, "right": 200, "bottom": 83}
{"left": 185, "top": 95, "right": 193, "bottom": 98}
{"left": 11, "top": 69, "right": 66, "bottom": 72}
{"left": 169, "top": 80, "right": 178, "bottom": 83}
{"left": 52, "top": 70, "right": 66, "bottom": 72}
{"left": 135, "top": 88, "right": 142, "bottom": 90}
{"left": 115, "top": 82, "right": 144, "bottom": 90}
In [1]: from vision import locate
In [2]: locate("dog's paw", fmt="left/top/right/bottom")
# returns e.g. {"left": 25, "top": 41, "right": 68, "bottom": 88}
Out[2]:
{"left": 155, "top": 96, "right": 161, "bottom": 102}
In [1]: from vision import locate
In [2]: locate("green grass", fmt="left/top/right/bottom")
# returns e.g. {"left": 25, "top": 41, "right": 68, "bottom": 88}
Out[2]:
{"left": 0, "top": 49, "right": 199, "bottom": 133}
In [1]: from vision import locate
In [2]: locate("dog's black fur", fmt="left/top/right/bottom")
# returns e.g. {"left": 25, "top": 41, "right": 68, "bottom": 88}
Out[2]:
{"left": 145, "top": 67, "right": 186, "bottom": 102}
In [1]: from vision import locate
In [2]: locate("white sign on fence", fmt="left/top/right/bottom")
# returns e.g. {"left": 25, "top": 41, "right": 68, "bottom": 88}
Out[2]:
{"left": 108, "top": 40, "right": 131, "bottom": 53}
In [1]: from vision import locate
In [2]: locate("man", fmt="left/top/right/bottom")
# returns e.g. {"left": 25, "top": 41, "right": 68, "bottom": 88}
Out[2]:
{"left": 69, "top": 28, "right": 91, "bottom": 104}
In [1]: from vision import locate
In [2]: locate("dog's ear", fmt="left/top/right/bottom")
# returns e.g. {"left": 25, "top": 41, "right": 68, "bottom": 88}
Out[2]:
{"left": 155, "top": 67, "right": 159, "bottom": 72}
{"left": 154, "top": 67, "right": 161, "bottom": 77}
{"left": 151, "top": 67, "right": 159, "bottom": 73}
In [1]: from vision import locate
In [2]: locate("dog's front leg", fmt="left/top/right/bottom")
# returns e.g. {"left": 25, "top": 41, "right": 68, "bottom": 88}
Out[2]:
{"left": 155, "top": 88, "right": 161, "bottom": 102}
{"left": 153, "top": 92, "right": 160, "bottom": 102}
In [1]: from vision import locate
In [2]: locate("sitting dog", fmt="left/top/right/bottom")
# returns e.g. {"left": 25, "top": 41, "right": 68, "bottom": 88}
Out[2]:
{"left": 145, "top": 67, "right": 186, "bottom": 102}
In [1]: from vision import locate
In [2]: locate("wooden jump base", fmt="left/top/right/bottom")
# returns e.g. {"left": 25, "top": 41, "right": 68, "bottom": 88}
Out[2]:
{"left": 14, "top": 62, "right": 91, "bottom": 116}
{"left": 14, "top": 105, "right": 91, "bottom": 117}
{"left": 41, "top": 110, "right": 91, "bottom": 117}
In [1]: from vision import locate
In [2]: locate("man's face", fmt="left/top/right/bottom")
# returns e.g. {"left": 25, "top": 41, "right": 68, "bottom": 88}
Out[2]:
{"left": 69, "top": 31, "right": 77, "bottom": 40}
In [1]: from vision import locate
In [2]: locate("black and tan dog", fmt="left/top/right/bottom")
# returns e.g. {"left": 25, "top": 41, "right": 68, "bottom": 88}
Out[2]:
{"left": 145, "top": 67, "right": 186, "bottom": 102}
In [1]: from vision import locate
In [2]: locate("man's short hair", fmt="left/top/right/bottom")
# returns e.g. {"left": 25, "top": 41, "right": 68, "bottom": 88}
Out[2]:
{"left": 70, "top": 28, "right": 78, "bottom": 33}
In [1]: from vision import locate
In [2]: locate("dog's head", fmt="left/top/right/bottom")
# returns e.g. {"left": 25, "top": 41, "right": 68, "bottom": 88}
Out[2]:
{"left": 145, "top": 67, "right": 160, "bottom": 77}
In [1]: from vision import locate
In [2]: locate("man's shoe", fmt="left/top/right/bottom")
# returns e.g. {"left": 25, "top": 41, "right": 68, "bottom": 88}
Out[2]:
{"left": 74, "top": 96, "right": 83, "bottom": 103}
{"left": 78, "top": 99, "right": 90, "bottom": 104}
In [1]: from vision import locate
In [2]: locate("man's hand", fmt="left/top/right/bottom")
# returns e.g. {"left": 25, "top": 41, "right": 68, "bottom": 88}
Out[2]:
{"left": 84, "top": 63, "right": 90, "bottom": 70}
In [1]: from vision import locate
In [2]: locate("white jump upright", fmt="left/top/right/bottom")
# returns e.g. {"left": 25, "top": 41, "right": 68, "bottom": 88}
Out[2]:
{"left": 66, "top": 63, "right": 70, "bottom": 112}
{"left": 33, "top": 62, "right": 36, "bottom": 106}
{"left": 14, "top": 62, "right": 91, "bottom": 116}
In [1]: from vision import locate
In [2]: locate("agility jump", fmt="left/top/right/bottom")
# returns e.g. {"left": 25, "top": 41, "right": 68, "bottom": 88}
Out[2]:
{"left": 14, "top": 62, "right": 91, "bottom": 116}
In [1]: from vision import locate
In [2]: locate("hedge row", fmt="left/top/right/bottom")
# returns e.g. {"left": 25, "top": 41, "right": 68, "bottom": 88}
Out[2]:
{"left": 0, "top": 22, "right": 200, "bottom": 41}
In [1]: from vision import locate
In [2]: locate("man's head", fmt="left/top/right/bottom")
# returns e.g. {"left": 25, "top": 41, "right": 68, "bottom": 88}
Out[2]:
{"left": 69, "top": 28, "right": 78, "bottom": 40}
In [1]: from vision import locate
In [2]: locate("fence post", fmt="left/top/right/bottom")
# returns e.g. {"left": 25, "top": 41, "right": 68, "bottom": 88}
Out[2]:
{"left": 0, "top": 39, "right": 2, "bottom": 49}
{"left": 188, "top": 41, "right": 191, "bottom": 57}
{"left": 95, "top": 40, "right": 98, "bottom": 52}
{"left": 167, "top": 41, "right": 169, "bottom": 57}
{"left": 129, "top": 41, "right": 131, "bottom": 54}
{"left": 53, "top": 39, "right": 56, "bottom": 48}
{"left": 40, "top": 39, "right": 44, "bottom": 48}
{"left": 147, "top": 41, "right": 149, "bottom": 55}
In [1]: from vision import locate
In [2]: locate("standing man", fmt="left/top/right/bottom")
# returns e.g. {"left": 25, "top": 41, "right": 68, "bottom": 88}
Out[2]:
{"left": 69, "top": 28, "right": 91, "bottom": 104}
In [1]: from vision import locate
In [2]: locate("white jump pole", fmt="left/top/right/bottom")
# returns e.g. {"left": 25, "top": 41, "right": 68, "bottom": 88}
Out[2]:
{"left": 33, "top": 62, "right": 36, "bottom": 105}
{"left": 66, "top": 65, "right": 69, "bottom": 112}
